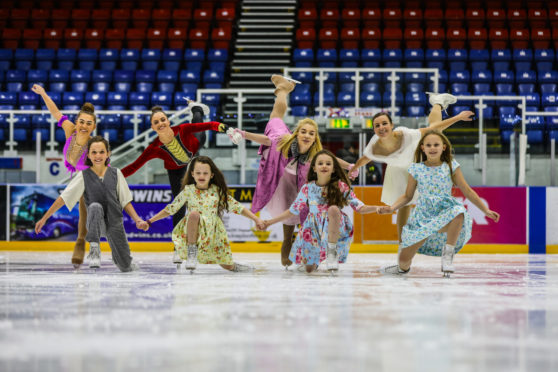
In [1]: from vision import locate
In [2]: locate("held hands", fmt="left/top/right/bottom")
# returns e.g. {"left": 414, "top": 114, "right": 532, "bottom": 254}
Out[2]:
{"left": 254, "top": 217, "right": 266, "bottom": 231}
{"left": 136, "top": 219, "right": 149, "bottom": 231}
{"left": 377, "top": 205, "right": 395, "bottom": 215}
{"left": 227, "top": 127, "right": 245, "bottom": 145}
{"left": 458, "top": 110, "right": 475, "bottom": 122}
{"left": 31, "top": 84, "right": 46, "bottom": 95}
{"left": 348, "top": 164, "right": 359, "bottom": 180}
{"left": 485, "top": 210, "right": 500, "bottom": 223}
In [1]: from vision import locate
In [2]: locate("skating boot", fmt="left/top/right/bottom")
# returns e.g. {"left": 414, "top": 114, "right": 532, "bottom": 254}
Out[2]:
{"left": 87, "top": 242, "right": 101, "bottom": 271}
{"left": 71, "top": 238, "right": 86, "bottom": 269}
{"left": 271, "top": 74, "right": 299, "bottom": 95}
{"left": 426, "top": 92, "right": 457, "bottom": 112}
{"left": 380, "top": 264, "right": 410, "bottom": 276}
{"left": 232, "top": 262, "right": 255, "bottom": 272}
{"left": 172, "top": 247, "right": 183, "bottom": 269}
{"left": 183, "top": 244, "right": 198, "bottom": 273}
{"left": 441, "top": 244, "right": 455, "bottom": 278}
{"left": 326, "top": 243, "right": 339, "bottom": 272}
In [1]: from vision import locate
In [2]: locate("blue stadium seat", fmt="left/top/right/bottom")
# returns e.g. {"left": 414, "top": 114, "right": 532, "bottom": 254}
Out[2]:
{"left": 473, "top": 83, "right": 492, "bottom": 94}
{"left": 27, "top": 70, "right": 47, "bottom": 89}
{"left": 361, "top": 49, "right": 381, "bottom": 67}
{"left": 362, "top": 72, "right": 381, "bottom": 83}
{"left": 18, "top": 91, "right": 39, "bottom": 108}
{"left": 405, "top": 92, "right": 427, "bottom": 106}
{"left": 57, "top": 49, "right": 76, "bottom": 70}
{"left": 180, "top": 83, "right": 198, "bottom": 97}
{"left": 6, "top": 70, "right": 26, "bottom": 92}
{"left": 494, "top": 71, "right": 515, "bottom": 94}
{"left": 174, "top": 92, "right": 192, "bottom": 108}
{"left": 513, "top": 49, "right": 533, "bottom": 71}
{"left": 32, "top": 114, "right": 50, "bottom": 142}
{"left": 186, "top": 61, "right": 203, "bottom": 73}
{"left": 535, "top": 49, "right": 555, "bottom": 72}
{"left": 451, "top": 104, "right": 472, "bottom": 116}
{"left": 162, "top": 49, "right": 182, "bottom": 71}
{"left": 76, "top": 49, "right": 98, "bottom": 71}
{"left": 208, "top": 49, "right": 228, "bottom": 62}
{"left": 313, "top": 91, "right": 335, "bottom": 106}
{"left": 121, "top": 49, "right": 140, "bottom": 71}
{"left": 406, "top": 82, "right": 424, "bottom": 93}
{"left": 337, "top": 92, "right": 355, "bottom": 106}
{"left": 0, "top": 49, "right": 13, "bottom": 70}
{"left": 362, "top": 82, "right": 380, "bottom": 92}
{"left": 107, "top": 92, "right": 128, "bottom": 110}
{"left": 85, "top": 92, "right": 106, "bottom": 108}
{"left": 474, "top": 93, "right": 495, "bottom": 118}
{"left": 471, "top": 70, "right": 491, "bottom": 94}
{"left": 382, "top": 49, "right": 402, "bottom": 68}
{"left": 340, "top": 49, "right": 359, "bottom": 63}
{"left": 449, "top": 70, "right": 470, "bottom": 85}
{"left": 425, "top": 49, "right": 446, "bottom": 70}
{"left": 141, "top": 49, "right": 161, "bottom": 71}
{"left": 447, "top": 49, "right": 468, "bottom": 71}
{"left": 35, "top": 49, "right": 55, "bottom": 70}
{"left": 469, "top": 49, "right": 490, "bottom": 70}
{"left": 151, "top": 92, "right": 173, "bottom": 109}
{"left": 0, "top": 92, "right": 18, "bottom": 107}
{"left": 200, "top": 93, "right": 220, "bottom": 108}
{"left": 48, "top": 70, "right": 69, "bottom": 92}
{"left": 129, "top": 92, "right": 150, "bottom": 109}
{"left": 404, "top": 49, "right": 424, "bottom": 68}
{"left": 516, "top": 70, "right": 536, "bottom": 94}
{"left": 98, "top": 114, "right": 121, "bottom": 130}
{"left": 114, "top": 70, "right": 134, "bottom": 92}
{"left": 491, "top": 49, "right": 511, "bottom": 71}
{"left": 339, "top": 83, "right": 355, "bottom": 92}
{"left": 518, "top": 84, "right": 535, "bottom": 94}
{"left": 92, "top": 70, "right": 112, "bottom": 92}
{"left": 70, "top": 70, "right": 91, "bottom": 92}
{"left": 157, "top": 70, "right": 177, "bottom": 92}
{"left": 317, "top": 49, "right": 337, "bottom": 65}
{"left": 451, "top": 83, "right": 469, "bottom": 95}
{"left": 546, "top": 112, "right": 558, "bottom": 129}
{"left": 203, "top": 70, "right": 224, "bottom": 84}
{"left": 179, "top": 70, "right": 200, "bottom": 85}
{"left": 14, "top": 49, "right": 34, "bottom": 71}
{"left": 291, "top": 90, "right": 312, "bottom": 106}
{"left": 407, "top": 105, "right": 426, "bottom": 117}
{"left": 135, "top": 70, "right": 156, "bottom": 93}
{"left": 382, "top": 91, "right": 403, "bottom": 106}
{"left": 539, "top": 71, "right": 558, "bottom": 94}
{"left": 291, "top": 71, "right": 313, "bottom": 83}
{"left": 184, "top": 49, "right": 205, "bottom": 62}
{"left": 291, "top": 105, "right": 309, "bottom": 116}
{"left": 499, "top": 106, "right": 517, "bottom": 117}
{"left": 542, "top": 93, "right": 558, "bottom": 107}
{"left": 405, "top": 72, "right": 426, "bottom": 84}
{"left": 99, "top": 49, "right": 119, "bottom": 70}
{"left": 208, "top": 61, "right": 226, "bottom": 73}
{"left": 63, "top": 92, "right": 84, "bottom": 110}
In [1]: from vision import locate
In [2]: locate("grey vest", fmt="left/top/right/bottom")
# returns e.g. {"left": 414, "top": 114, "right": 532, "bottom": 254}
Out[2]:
{"left": 83, "top": 167, "right": 123, "bottom": 225}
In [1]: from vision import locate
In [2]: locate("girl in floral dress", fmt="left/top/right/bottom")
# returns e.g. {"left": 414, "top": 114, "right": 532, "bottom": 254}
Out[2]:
{"left": 379, "top": 131, "right": 500, "bottom": 277}
{"left": 144, "top": 156, "right": 266, "bottom": 272}
{"left": 264, "top": 150, "right": 379, "bottom": 273}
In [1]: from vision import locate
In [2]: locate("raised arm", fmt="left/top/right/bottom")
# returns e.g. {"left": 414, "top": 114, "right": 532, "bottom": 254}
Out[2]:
{"left": 453, "top": 168, "right": 500, "bottom": 222}
{"left": 34, "top": 196, "right": 65, "bottom": 234}
{"left": 420, "top": 110, "right": 475, "bottom": 135}
{"left": 31, "top": 84, "right": 75, "bottom": 137}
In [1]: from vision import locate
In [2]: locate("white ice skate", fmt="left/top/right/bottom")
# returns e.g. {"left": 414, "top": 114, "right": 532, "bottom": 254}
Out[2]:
{"left": 232, "top": 262, "right": 255, "bottom": 272}
{"left": 441, "top": 245, "right": 455, "bottom": 278}
{"left": 326, "top": 247, "right": 339, "bottom": 272}
{"left": 183, "top": 244, "right": 198, "bottom": 273}
{"left": 380, "top": 264, "right": 410, "bottom": 276}
{"left": 185, "top": 99, "right": 210, "bottom": 116}
{"left": 172, "top": 248, "right": 183, "bottom": 269}
{"left": 426, "top": 92, "right": 457, "bottom": 111}
{"left": 87, "top": 242, "right": 101, "bottom": 270}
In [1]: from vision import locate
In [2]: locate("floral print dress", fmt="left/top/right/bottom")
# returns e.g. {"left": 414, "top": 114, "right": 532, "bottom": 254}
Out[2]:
{"left": 288, "top": 181, "right": 364, "bottom": 266}
{"left": 400, "top": 159, "right": 473, "bottom": 256}
{"left": 164, "top": 184, "right": 244, "bottom": 265}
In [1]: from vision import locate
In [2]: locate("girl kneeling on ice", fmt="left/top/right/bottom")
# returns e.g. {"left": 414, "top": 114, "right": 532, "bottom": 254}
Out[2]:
{"left": 35, "top": 136, "right": 146, "bottom": 272}
{"left": 379, "top": 130, "right": 500, "bottom": 277}
{"left": 144, "top": 156, "right": 266, "bottom": 272}
{"left": 264, "top": 150, "right": 379, "bottom": 273}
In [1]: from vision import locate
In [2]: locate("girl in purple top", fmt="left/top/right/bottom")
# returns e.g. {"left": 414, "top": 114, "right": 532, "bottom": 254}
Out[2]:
{"left": 32, "top": 84, "right": 97, "bottom": 268}
{"left": 231, "top": 75, "right": 355, "bottom": 267}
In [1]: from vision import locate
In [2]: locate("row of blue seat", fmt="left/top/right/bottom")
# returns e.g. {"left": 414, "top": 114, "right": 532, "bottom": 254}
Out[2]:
{"left": 0, "top": 48, "right": 228, "bottom": 71}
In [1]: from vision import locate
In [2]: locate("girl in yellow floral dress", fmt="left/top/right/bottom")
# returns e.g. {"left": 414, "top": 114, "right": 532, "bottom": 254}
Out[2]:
{"left": 144, "top": 156, "right": 266, "bottom": 272}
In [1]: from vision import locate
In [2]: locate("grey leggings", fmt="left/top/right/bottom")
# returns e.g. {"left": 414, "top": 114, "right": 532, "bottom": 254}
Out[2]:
{"left": 85, "top": 203, "right": 134, "bottom": 272}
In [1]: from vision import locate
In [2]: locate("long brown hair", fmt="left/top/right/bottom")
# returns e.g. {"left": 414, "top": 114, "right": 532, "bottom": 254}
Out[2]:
{"left": 307, "top": 149, "right": 352, "bottom": 208}
{"left": 181, "top": 156, "right": 229, "bottom": 216}
{"left": 414, "top": 130, "right": 456, "bottom": 184}
{"left": 277, "top": 118, "right": 323, "bottom": 160}
{"left": 84, "top": 136, "right": 110, "bottom": 166}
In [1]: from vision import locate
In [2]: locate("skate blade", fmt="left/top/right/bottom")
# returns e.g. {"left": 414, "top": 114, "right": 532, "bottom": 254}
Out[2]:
{"left": 283, "top": 76, "right": 301, "bottom": 84}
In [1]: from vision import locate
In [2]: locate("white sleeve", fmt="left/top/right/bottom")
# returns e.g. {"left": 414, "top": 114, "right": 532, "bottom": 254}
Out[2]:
{"left": 362, "top": 138, "right": 375, "bottom": 160}
{"left": 60, "top": 172, "right": 85, "bottom": 211}
{"left": 116, "top": 168, "right": 133, "bottom": 209}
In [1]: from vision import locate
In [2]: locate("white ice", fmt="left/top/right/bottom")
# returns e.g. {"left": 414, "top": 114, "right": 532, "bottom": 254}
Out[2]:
{"left": 1, "top": 252, "right": 557, "bottom": 372}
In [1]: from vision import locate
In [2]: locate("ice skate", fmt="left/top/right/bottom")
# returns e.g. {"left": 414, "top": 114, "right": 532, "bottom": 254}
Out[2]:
{"left": 71, "top": 238, "right": 86, "bottom": 269}
{"left": 441, "top": 245, "right": 455, "bottom": 278}
{"left": 172, "top": 248, "right": 183, "bottom": 269}
{"left": 380, "top": 264, "right": 410, "bottom": 276}
{"left": 185, "top": 99, "right": 210, "bottom": 116}
{"left": 271, "top": 74, "right": 298, "bottom": 95}
{"left": 232, "top": 262, "right": 255, "bottom": 272}
{"left": 426, "top": 92, "right": 457, "bottom": 111}
{"left": 87, "top": 242, "right": 101, "bottom": 270}
{"left": 184, "top": 244, "right": 198, "bottom": 273}
{"left": 326, "top": 246, "right": 339, "bottom": 272}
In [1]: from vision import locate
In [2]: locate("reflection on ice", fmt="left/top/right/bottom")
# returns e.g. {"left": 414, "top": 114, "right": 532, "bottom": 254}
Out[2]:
{"left": 0, "top": 252, "right": 557, "bottom": 372}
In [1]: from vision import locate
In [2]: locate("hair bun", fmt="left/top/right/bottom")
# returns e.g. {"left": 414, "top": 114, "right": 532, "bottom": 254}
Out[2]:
{"left": 151, "top": 106, "right": 163, "bottom": 113}
{"left": 81, "top": 102, "right": 95, "bottom": 114}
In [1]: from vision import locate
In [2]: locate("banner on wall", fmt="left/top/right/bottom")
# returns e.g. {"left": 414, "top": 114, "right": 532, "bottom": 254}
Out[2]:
{"left": 0, "top": 185, "right": 7, "bottom": 240}
{"left": 7, "top": 184, "right": 291, "bottom": 243}
{"left": 352, "top": 186, "right": 527, "bottom": 244}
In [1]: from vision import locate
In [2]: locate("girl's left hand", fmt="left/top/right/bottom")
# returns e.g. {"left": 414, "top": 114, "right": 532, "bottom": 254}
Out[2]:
{"left": 348, "top": 164, "right": 359, "bottom": 180}
{"left": 136, "top": 220, "right": 149, "bottom": 231}
{"left": 458, "top": 110, "right": 475, "bottom": 121}
{"left": 485, "top": 210, "right": 500, "bottom": 223}
{"left": 254, "top": 218, "right": 266, "bottom": 231}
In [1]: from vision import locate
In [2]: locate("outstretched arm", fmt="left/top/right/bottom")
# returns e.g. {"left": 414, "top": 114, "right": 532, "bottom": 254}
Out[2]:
{"left": 241, "top": 208, "right": 266, "bottom": 230}
{"left": 420, "top": 110, "right": 475, "bottom": 135}
{"left": 179, "top": 121, "right": 223, "bottom": 134}
{"left": 31, "top": 84, "right": 75, "bottom": 138}
{"left": 348, "top": 155, "right": 372, "bottom": 176}
{"left": 453, "top": 168, "right": 500, "bottom": 222}
{"left": 264, "top": 209, "right": 296, "bottom": 228}
{"left": 357, "top": 205, "right": 379, "bottom": 214}
{"left": 123, "top": 203, "right": 148, "bottom": 230}
{"left": 34, "top": 197, "right": 65, "bottom": 234}
{"left": 121, "top": 145, "right": 159, "bottom": 177}
{"left": 379, "top": 174, "right": 417, "bottom": 214}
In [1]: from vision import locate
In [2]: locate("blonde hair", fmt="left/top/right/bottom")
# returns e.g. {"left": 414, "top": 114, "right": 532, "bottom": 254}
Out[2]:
{"left": 277, "top": 118, "right": 323, "bottom": 160}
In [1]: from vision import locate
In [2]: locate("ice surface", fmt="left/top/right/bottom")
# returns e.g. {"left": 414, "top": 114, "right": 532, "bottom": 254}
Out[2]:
{"left": 0, "top": 252, "right": 557, "bottom": 372}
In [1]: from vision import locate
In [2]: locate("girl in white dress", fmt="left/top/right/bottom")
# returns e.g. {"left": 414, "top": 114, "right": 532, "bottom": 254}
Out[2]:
{"left": 349, "top": 93, "right": 474, "bottom": 241}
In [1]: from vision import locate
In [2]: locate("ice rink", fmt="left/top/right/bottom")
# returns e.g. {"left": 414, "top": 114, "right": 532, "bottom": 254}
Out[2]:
{"left": 1, "top": 252, "right": 557, "bottom": 372}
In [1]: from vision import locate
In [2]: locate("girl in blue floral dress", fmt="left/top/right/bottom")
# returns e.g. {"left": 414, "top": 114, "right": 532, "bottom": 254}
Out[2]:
{"left": 379, "top": 131, "right": 500, "bottom": 277}
{"left": 264, "top": 150, "right": 379, "bottom": 273}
